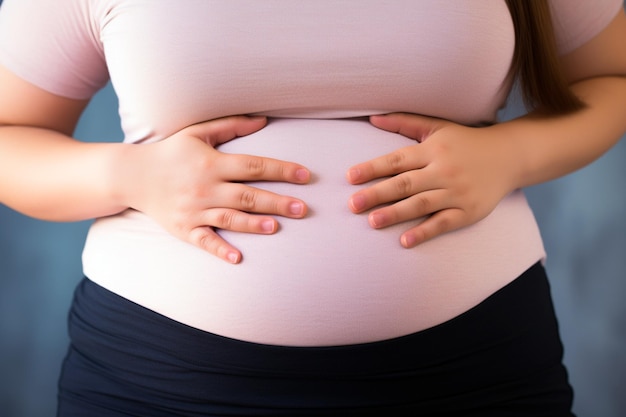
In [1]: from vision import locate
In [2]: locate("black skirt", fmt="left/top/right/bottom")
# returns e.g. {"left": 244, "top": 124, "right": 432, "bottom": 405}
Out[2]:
{"left": 57, "top": 262, "right": 575, "bottom": 416}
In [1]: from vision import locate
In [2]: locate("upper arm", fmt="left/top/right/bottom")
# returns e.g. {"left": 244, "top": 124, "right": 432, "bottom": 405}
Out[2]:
{"left": 560, "top": 8, "right": 626, "bottom": 83}
{"left": 0, "top": 0, "right": 108, "bottom": 135}
{"left": 0, "top": 64, "right": 89, "bottom": 136}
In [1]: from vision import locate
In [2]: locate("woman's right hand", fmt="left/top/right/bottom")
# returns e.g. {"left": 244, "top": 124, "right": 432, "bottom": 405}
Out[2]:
{"left": 119, "top": 115, "right": 310, "bottom": 264}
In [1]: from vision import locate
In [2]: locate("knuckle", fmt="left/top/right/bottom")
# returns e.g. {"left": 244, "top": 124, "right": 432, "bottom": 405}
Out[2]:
{"left": 393, "top": 175, "right": 413, "bottom": 196}
{"left": 439, "top": 163, "right": 459, "bottom": 180}
{"left": 191, "top": 226, "right": 236, "bottom": 262}
{"left": 433, "top": 214, "right": 454, "bottom": 235}
{"left": 412, "top": 195, "right": 431, "bottom": 213}
{"left": 239, "top": 189, "right": 258, "bottom": 211}
{"left": 279, "top": 164, "right": 290, "bottom": 180}
{"left": 195, "top": 150, "right": 214, "bottom": 169}
{"left": 430, "top": 140, "right": 450, "bottom": 156}
{"left": 385, "top": 151, "right": 405, "bottom": 170}
{"left": 216, "top": 209, "right": 237, "bottom": 229}
{"left": 246, "top": 157, "right": 265, "bottom": 178}
{"left": 196, "top": 232, "right": 216, "bottom": 251}
{"left": 191, "top": 228, "right": 220, "bottom": 254}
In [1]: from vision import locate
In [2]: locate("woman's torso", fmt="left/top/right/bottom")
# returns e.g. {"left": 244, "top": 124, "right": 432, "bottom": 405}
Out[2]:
{"left": 81, "top": 0, "right": 546, "bottom": 346}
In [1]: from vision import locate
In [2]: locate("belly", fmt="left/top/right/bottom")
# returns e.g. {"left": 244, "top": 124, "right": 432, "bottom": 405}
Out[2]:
{"left": 83, "top": 118, "right": 545, "bottom": 346}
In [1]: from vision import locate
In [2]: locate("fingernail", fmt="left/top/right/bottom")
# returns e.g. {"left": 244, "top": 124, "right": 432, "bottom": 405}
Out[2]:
{"left": 402, "top": 234, "right": 417, "bottom": 248}
{"left": 295, "top": 168, "right": 309, "bottom": 182}
{"left": 227, "top": 251, "right": 240, "bottom": 264}
{"left": 350, "top": 194, "right": 366, "bottom": 212}
{"left": 347, "top": 168, "right": 361, "bottom": 182}
{"left": 289, "top": 202, "right": 304, "bottom": 216}
{"left": 261, "top": 219, "right": 275, "bottom": 233}
{"left": 369, "top": 212, "right": 385, "bottom": 228}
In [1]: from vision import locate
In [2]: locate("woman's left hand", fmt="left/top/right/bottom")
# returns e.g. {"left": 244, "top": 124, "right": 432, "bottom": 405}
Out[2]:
{"left": 346, "top": 113, "right": 518, "bottom": 248}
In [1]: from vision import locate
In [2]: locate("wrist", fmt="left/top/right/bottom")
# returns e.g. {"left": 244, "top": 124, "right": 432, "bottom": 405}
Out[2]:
{"left": 479, "top": 124, "right": 526, "bottom": 194}
{"left": 106, "top": 142, "right": 139, "bottom": 213}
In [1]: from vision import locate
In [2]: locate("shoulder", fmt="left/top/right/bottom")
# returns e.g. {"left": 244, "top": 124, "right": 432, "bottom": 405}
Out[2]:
{"left": 548, "top": 0, "right": 624, "bottom": 54}
{"left": 0, "top": 0, "right": 115, "bottom": 99}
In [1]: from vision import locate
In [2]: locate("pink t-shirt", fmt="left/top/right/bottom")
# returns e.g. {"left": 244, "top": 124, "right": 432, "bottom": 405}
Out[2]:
{"left": 0, "top": 0, "right": 622, "bottom": 346}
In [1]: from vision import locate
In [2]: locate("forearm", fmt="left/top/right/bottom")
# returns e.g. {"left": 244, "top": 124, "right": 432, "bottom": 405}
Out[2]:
{"left": 0, "top": 126, "right": 130, "bottom": 221}
{"left": 496, "top": 76, "right": 626, "bottom": 190}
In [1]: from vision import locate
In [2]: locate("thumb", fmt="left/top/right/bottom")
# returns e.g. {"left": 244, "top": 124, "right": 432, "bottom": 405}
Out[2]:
{"left": 186, "top": 115, "right": 268, "bottom": 147}
{"left": 369, "top": 113, "right": 443, "bottom": 143}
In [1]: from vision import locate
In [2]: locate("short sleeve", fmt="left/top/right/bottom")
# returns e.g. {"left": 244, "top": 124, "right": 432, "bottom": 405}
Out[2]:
{"left": 0, "top": 0, "right": 109, "bottom": 99}
{"left": 549, "top": 0, "right": 624, "bottom": 55}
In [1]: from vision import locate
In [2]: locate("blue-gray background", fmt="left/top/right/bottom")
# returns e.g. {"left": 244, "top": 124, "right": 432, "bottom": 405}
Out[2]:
{"left": 1, "top": 3, "right": 625, "bottom": 416}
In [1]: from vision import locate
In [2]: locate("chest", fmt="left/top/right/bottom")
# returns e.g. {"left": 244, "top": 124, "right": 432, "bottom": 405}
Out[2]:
{"left": 99, "top": 1, "right": 515, "bottom": 142}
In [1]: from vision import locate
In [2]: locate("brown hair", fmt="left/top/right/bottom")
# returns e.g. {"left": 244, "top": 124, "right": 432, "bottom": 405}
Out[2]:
{"left": 505, "top": 0, "right": 585, "bottom": 113}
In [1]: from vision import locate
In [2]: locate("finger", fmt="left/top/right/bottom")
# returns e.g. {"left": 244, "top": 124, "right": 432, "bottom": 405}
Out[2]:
{"left": 365, "top": 189, "right": 450, "bottom": 229}
{"left": 369, "top": 113, "right": 443, "bottom": 141}
{"left": 215, "top": 153, "right": 310, "bottom": 184}
{"left": 187, "top": 225, "right": 243, "bottom": 264}
{"left": 346, "top": 144, "right": 426, "bottom": 185}
{"left": 214, "top": 183, "right": 307, "bottom": 218}
{"left": 201, "top": 208, "right": 280, "bottom": 234}
{"left": 349, "top": 169, "right": 441, "bottom": 213}
{"left": 185, "top": 115, "right": 268, "bottom": 147}
{"left": 400, "top": 209, "right": 466, "bottom": 248}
